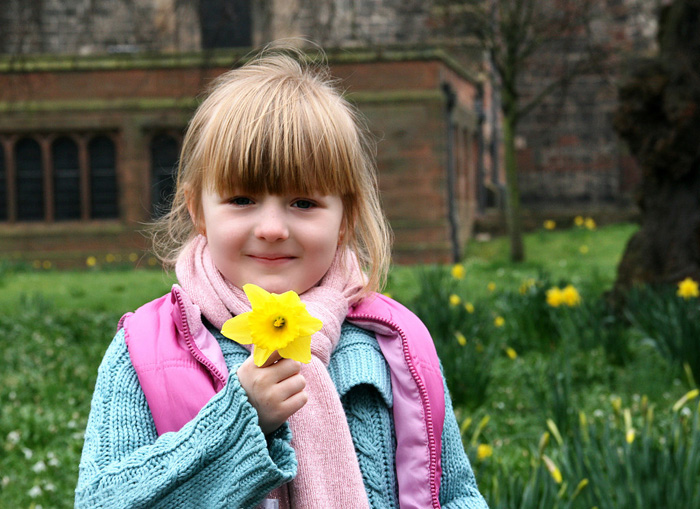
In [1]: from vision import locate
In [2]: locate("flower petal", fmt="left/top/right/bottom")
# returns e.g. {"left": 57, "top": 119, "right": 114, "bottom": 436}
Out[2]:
{"left": 243, "top": 283, "right": 272, "bottom": 309}
{"left": 221, "top": 313, "right": 252, "bottom": 344}
{"left": 279, "top": 334, "right": 312, "bottom": 364}
{"left": 253, "top": 345, "right": 274, "bottom": 367}
{"left": 294, "top": 314, "right": 323, "bottom": 337}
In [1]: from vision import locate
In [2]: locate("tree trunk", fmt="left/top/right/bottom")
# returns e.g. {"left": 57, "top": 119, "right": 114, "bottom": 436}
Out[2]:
{"left": 612, "top": 0, "right": 700, "bottom": 298}
{"left": 503, "top": 111, "right": 525, "bottom": 262}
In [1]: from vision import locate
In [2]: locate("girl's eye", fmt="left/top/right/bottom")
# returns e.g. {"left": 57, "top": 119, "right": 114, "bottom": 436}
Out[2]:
{"left": 229, "top": 196, "right": 253, "bottom": 206}
{"left": 292, "top": 199, "right": 315, "bottom": 209}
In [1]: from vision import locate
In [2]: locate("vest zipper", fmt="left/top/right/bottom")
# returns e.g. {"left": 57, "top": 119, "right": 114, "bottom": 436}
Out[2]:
{"left": 173, "top": 290, "right": 227, "bottom": 388}
{"left": 348, "top": 312, "right": 441, "bottom": 508}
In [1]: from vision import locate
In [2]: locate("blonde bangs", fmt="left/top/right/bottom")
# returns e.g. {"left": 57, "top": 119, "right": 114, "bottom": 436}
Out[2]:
{"left": 194, "top": 61, "right": 362, "bottom": 201}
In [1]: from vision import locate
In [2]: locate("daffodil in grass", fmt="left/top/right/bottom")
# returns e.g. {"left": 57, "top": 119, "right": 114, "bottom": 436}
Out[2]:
{"left": 221, "top": 284, "right": 323, "bottom": 367}
{"left": 677, "top": 277, "right": 699, "bottom": 299}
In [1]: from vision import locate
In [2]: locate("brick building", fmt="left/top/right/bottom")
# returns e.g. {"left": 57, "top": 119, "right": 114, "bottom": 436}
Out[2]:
{"left": 0, "top": 0, "right": 655, "bottom": 265}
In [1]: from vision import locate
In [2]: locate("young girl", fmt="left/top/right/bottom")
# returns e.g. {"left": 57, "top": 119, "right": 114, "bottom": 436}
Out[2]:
{"left": 76, "top": 45, "right": 488, "bottom": 509}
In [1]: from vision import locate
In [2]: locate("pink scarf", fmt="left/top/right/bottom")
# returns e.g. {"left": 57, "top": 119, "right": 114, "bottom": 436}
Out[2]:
{"left": 176, "top": 235, "right": 370, "bottom": 508}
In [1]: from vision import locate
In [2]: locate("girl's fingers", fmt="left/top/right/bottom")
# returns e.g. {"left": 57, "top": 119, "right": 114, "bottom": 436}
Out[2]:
{"left": 275, "top": 373, "right": 307, "bottom": 401}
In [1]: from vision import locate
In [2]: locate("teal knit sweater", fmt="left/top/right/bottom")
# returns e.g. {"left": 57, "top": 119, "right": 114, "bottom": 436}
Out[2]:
{"left": 75, "top": 323, "right": 488, "bottom": 508}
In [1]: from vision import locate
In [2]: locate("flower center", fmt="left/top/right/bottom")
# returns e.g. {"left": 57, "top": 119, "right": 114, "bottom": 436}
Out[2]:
{"left": 273, "top": 316, "right": 286, "bottom": 329}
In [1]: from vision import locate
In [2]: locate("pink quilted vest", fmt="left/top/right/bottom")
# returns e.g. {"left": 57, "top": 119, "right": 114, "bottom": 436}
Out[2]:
{"left": 121, "top": 285, "right": 445, "bottom": 509}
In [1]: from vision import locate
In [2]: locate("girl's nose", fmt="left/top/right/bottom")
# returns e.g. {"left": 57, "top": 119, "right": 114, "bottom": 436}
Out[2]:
{"left": 254, "top": 201, "right": 289, "bottom": 241}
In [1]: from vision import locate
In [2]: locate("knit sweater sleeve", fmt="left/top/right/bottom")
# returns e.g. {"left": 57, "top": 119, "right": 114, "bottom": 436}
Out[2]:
{"left": 439, "top": 375, "right": 490, "bottom": 508}
{"left": 75, "top": 329, "right": 296, "bottom": 509}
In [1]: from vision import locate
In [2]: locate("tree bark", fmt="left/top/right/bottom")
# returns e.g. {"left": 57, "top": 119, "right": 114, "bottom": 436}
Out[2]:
{"left": 612, "top": 0, "right": 700, "bottom": 297}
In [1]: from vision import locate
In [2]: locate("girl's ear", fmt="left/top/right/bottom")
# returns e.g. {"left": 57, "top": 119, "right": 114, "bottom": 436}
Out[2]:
{"left": 185, "top": 187, "right": 205, "bottom": 236}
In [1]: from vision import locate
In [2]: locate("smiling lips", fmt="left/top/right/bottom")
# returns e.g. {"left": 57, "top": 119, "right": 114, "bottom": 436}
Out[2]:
{"left": 248, "top": 254, "right": 297, "bottom": 265}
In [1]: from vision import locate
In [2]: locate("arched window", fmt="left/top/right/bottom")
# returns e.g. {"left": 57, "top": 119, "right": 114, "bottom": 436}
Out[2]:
{"left": 52, "top": 137, "right": 81, "bottom": 220}
{"left": 150, "top": 134, "right": 179, "bottom": 218}
{"left": 89, "top": 136, "right": 119, "bottom": 219}
{"left": 0, "top": 143, "right": 6, "bottom": 221}
{"left": 15, "top": 138, "right": 43, "bottom": 221}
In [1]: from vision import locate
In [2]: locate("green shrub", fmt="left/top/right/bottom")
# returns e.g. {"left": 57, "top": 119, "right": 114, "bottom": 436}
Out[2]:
{"left": 626, "top": 285, "right": 700, "bottom": 383}
{"left": 406, "top": 265, "right": 496, "bottom": 409}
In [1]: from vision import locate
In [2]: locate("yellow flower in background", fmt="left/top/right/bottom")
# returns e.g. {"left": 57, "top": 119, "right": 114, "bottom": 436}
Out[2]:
{"left": 543, "top": 220, "right": 556, "bottom": 230}
{"left": 465, "top": 302, "right": 475, "bottom": 314}
{"left": 129, "top": 252, "right": 139, "bottom": 262}
{"left": 451, "top": 263, "right": 466, "bottom": 280}
{"left": 455, "top": 331, "right": 467, "bottom": 347}
{"left": 677, "top": 277, "right": 699, "bottom": 299}
{"left": 105, "top": 253, "right": 116, "bottom": 263}
{"left": 672, "top": 388, "right": 699, "bottom": 412}
{"left": 86, "top": 256, "right": 97, "bottom": 267}
{"left": 449, "top": 294, "right": 462, "bottom": 306}
{"left": 546, "top": 287, "right": 563, "bottom": 307}
{"left": 584, "top": 217, "right": 596, "bottom": 230}
{"left": 476, "top": 444, "right": 493, "bottom": 461}
{"left": 542, "top": 454, "right": 563, "bottom": 484}
{"left": 42, "top": 260, "right": 52, "bottom": 270}
{"left": 494, "top": 316, "right": 505, "bottom": 328}
{"left": 487, "top": 282, "right": 496, "bottom": 292}
{"left": 561, "top": 285, "right": 581, "bottom": 307}
{"left": 574, "top": 216, "right": 584, "bottom": 226}
{"left": 519, "top": 278, "right": 536, "bottom": 294}
{"left": 625, "top": 428, "right": 636, "bottom": 444}
{"left": 579, "top": 245, "right": 589, "bottom": 254}
{"left": 221, "top": 284, "right": 322, "bottom": 367}
{"left": 505, "top": 347, "right": 517, "bottom": 360}
{"left": 382, "top": 292, "right": 393, "bottom": 299}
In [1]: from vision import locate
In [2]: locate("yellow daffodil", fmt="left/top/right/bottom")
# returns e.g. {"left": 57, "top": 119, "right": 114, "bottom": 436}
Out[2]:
{"left": 672, "top": 388, "right": 699, "bottom": 412}
{"left": 129, "top": 252, "right": 139, "bottom": 262}
{"left": 476, "top": 444, "right": 493, "bottom": 461}
{"left": 487, "top": 282, "right": 496, "bottom": 292}
{"left": 449, "top": 294, "right": 462, "bottom": 306}
{"left": 546, "top": 287, "right": 563, "bottom": 307}
{"left": 455, "top": 331, "right": 467, "bottom": 347}
{"left": 221, "top": 284, "right": 322, "bottom": 367}
{"left": 579, "top": 245, "right": 589, "bottom": 254}
{"left": 505, "top": 346, "right": 517, "bottom": 360}
{"left": 625, "top": 428, "right": 636, "bottom": 444}
{"left": 382, "top": 292, "right": 393, "bottom": 299}
{"left": 543, "top": 220, "right": 556, "bottom": 230}
{"left": 572, "top": 479, "right": 589, "bottom": 499}
{"left": 584, "top": 217, "right": 596, "bottom": 230}
{"left": 106, "top": 253, "right": 116, "bottom": 263}
{"left": 465, "top": 302, "right": 475, "bottom": 314}
{"left": 561, "top": 285, "right": 581, "bottom": 307}
{"left": 677, "top": 277, "right": 699, "bottom": 299}
{"left": 542, "top": 454, "right": 562, "bottom": 484}
{"left": 451, "top": 263, "right": 466, "bottom": 280}
{"left": 86, "top": 256, "right": 97, "bottom": 267}
{"left": 574, "top": 216, "right": 584, "bottom": 226}
{"left": 494, "top": 316, "right": 505, "bottom": 328}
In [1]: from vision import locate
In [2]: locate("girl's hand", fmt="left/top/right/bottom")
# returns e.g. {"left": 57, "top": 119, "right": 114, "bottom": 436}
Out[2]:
{"left": 236, "top": 352, "right": 308, "bottom": 435}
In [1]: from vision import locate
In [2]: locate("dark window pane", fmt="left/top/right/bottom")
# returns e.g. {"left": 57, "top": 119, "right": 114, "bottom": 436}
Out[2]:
{"left": 0, "top": 143, "right": 6, "bottom": 221}
{"left": 199, "top": 0, "right": 251, "bottom": 49}
{"left": 15, "top": 138, "right": 43, "bottom": 221}
{"left": 52, "top": 137, "right": 81, "bottom": 220}
{"left": 89, "top": 136, "right": 119, "bottom": 219}
{"left": 150, "top": 134, "right": 179, "bottom": 218}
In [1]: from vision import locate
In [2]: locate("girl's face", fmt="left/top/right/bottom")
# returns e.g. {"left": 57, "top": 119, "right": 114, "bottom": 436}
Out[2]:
{"left": 197, "top": 189, "right": 344, "bottom": 295}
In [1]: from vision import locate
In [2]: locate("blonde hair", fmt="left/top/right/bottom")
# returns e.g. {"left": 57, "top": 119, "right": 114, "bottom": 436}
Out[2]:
{"left": 152, "top": 45, "right": 392, "bottom": 293}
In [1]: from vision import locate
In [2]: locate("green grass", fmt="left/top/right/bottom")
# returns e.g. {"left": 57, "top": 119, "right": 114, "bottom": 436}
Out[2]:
{"left": 0, "top": 268, "right": 176, "bottom": 313}
{"left": 7, "top": 221, "right": 700, "bottom": 508}
{"left": 387, "top": 222, "right": 637, "bottom": 303}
